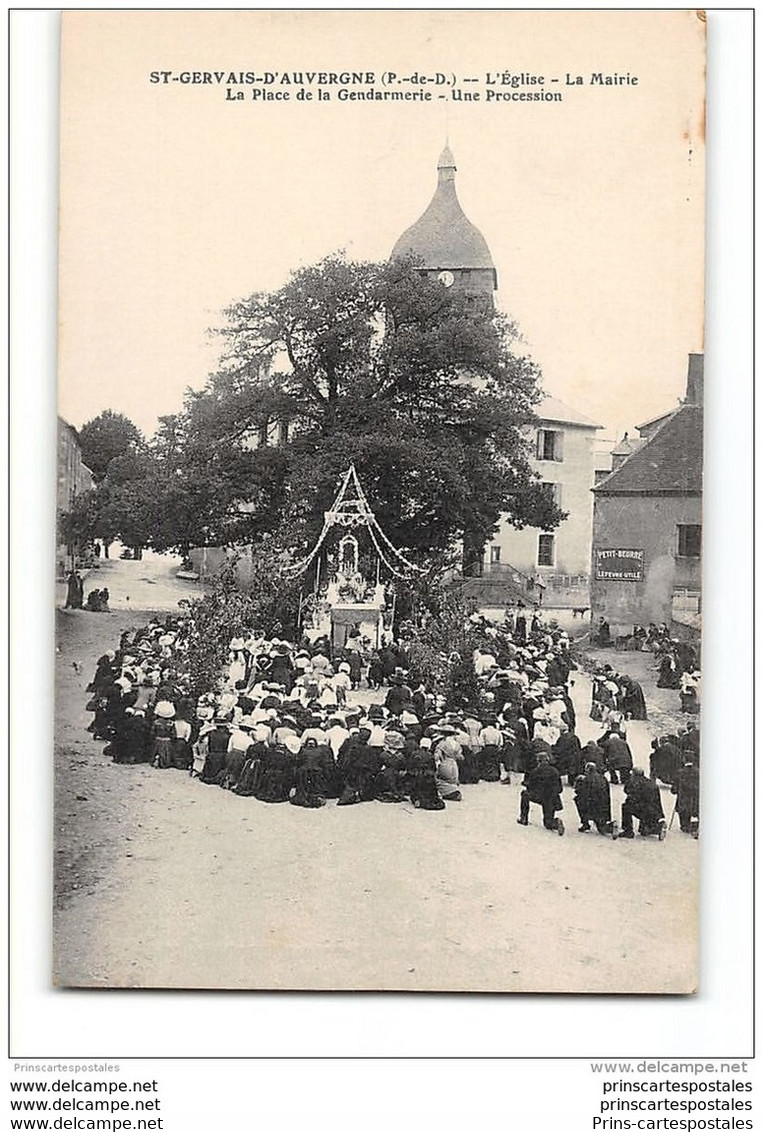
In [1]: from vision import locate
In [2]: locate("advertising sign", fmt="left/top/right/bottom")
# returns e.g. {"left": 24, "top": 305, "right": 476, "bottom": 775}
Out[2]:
{"left": 595, "top": 548, "right": 644, "bottom": 581}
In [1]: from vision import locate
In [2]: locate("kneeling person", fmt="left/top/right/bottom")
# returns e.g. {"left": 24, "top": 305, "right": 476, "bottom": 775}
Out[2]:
{"left": 518, "top": 751, "right": 565, "bottom": 835}
{"left": 574, "top": 762, "right": 613, "bottom": 834}
{"left": 618, "top": 767, "right": 666, "bottom": 839}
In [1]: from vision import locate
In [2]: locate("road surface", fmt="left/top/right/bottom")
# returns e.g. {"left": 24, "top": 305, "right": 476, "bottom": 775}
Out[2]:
{"left": 53, "top": 553, "right": 698, "bottom": 1000}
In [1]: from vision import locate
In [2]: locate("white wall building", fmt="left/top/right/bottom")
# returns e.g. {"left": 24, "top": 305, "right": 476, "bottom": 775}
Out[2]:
{"left": 483, "top": 396, "right": 601, "bottom": 608}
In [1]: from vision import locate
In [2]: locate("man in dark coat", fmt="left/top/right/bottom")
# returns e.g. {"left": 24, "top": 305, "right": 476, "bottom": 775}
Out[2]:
{"left": 379, "top": 645, "right": 398, "bottom": 683}
{"left": 618, "top": 768, "right": 666, "bottom": 838}
{"left": 574, "top": 762, "right": 613, "bottom": 834}
{"left": 385, "top": 674, "right": 412, "bottom": 716}
{"left": 64, "top": 570, "right": 84, "bottom": 609}
{"left": 581, "top": 738, "right": 606, "bottom": 773}
{"left": 650, "top": 735, "right": 681, "bottom": 785}
{"left": 553, "top": 729, "right": 583, "bottom": 785}
{"left": 678, "top": 723, "right": 701, "bottom": 759}
{"left": 517, "top": 752, "right": 565, "bottom": 834}
{"left": 672, "top": 759, "right": 700, "bottom": 834}
{"left": 621, "top": 676, "right": 648, "bottom": 720}
{"left": 602, "top": 728, "right": 634, "bottom": 786}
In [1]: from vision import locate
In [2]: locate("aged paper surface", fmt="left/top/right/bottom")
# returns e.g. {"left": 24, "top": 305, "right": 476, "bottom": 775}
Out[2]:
{"left": 55, "top": 10, "right": 705, "bottom": 993}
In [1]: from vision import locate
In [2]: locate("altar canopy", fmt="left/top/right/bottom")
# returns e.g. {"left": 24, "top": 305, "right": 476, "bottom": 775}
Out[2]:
{"left": 287, "top": 466, "right": 420, "bottom": 647}
{"left": 283, "top": 466, "right": 421, "bottom": 581}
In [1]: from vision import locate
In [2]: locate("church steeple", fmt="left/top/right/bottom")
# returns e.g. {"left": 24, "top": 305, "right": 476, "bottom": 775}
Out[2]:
{"left": 391, "top": 144, "right": 497, "bottom": 299}
{"left": 437, "top": 142, "right": 457, "bottom": 183}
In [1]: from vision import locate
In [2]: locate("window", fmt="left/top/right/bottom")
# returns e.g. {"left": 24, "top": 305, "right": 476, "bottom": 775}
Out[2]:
{"left": 537, "top": 534, "right": 555, "bottom": 567}
{"left": 490, "top": 545, "right": 502, "bottom": 564}
{"left": 537, "top": 429, "right": 564, "bottom": 462}
{"left": 677, "top": 524, "right": 701, "bottom": 558}
{"left": 542, "top": 481, "right": 563, "bottom": 507}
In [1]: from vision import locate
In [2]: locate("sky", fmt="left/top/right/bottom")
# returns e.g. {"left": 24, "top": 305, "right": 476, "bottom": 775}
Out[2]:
{"left": 57, "top": 10, "right": 705, "bottom": 444}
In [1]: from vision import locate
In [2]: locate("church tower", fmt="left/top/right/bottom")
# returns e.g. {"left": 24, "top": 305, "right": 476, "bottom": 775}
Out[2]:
{"left": 391, "top": 144, "right": 497, "bottom": 304}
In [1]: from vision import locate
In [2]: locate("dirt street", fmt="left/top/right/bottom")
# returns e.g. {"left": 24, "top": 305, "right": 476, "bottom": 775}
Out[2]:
{"left": 53, "top": 556, "right": 698, "bottom": 995}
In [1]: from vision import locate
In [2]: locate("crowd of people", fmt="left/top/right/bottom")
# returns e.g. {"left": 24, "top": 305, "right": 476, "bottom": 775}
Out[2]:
{"left": 590, "top": 665, "right": 648, "bottom": 724}
{"left": 595, "top": 619, "right": 701, "bottom": 717}
{"left": 83, "top": 608, "right": 699, "bottom": 838}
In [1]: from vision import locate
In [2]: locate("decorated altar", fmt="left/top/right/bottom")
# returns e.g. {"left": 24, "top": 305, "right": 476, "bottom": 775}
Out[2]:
{"left": 283, "top": 466, "right": 419, "bottom": 649}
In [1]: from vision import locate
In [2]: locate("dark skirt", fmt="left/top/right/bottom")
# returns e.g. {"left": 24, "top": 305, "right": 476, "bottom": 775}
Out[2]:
{"left": 152, "top": 737, "right": 173, "bottom": 769}
{"left": 234, "top": 756, "right": 263, "bottom": 797}
{"left": 171, "top": 738, "right": 192, "bottom": 770}
{"left": 479, "top": 744, "right": 502, "bottom": 782}
{"left": 200, "top": 746, "right": 228, "bottom": 785}
{"left": 409, "top": 769, "right": 445, "bottom": 810}
{"left": 289, "top": 765, "right": 327, "bottom": 808}
{"left": 459, "top": 748, "right": 481, "bottom": 784}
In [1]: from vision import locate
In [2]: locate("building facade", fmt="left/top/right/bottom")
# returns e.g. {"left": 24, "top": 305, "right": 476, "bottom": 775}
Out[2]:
{"left": 590, "top": 354, "right": 703, "bottom": 637}
{"left": 56, "top": 417, "right": 95, "bottom": 575}
{"left": 57, "top": 417, "right": 94, "bottom": 513}
{"left": 483, "top": 397, "right": 601, "bottom": 608}
{"left": 394, "top": 147, "right": 599, "bottom": 608}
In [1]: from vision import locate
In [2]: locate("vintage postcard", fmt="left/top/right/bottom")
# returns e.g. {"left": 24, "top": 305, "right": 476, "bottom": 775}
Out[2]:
{"left": 54, "top": 10, "right": 705, "bottom": 992}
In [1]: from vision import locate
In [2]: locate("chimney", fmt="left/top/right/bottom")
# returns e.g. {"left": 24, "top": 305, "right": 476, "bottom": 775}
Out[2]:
{"left": 611, "top": 431, "right": 634, "bottom": 470}
{"left": 685, "top": 353, "right": 704, "bottom": 406}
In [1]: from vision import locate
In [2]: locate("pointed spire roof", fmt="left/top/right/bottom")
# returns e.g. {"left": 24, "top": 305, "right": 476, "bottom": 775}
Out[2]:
{"left": 391, "top": 146, "right": 497, "bottom": 283}
{"left": 438, "top": 142, "right": 456, "bottom": 171}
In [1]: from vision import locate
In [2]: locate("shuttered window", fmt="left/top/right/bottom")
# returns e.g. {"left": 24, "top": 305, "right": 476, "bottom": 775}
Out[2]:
{"left": 537, "top": 429, "right": 564, "bottom": 462}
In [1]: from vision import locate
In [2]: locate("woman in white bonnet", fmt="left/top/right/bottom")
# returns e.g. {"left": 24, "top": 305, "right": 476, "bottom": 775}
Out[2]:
{"left": 228, "top": 637, "right": 247, "bottom": 688}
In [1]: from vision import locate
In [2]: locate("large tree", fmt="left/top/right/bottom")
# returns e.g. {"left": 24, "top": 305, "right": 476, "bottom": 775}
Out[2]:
{"left": 78, "top": 410, "right": 144, "bottom": 481}
{"left": 154, "top": 255, "right": 563, "bottom": 567}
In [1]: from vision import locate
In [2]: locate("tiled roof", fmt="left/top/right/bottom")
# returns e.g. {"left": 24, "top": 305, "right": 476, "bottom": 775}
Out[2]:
{"left": 593, "top": 404, "right": 703, "bottom": 495}
{"left": 537, "top": 396, "right": 602, "bottom": 429}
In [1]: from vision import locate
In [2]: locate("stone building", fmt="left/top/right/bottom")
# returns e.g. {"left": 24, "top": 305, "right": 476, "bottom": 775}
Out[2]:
{"left": 483, "top": 397, "right": 601, "bottom": 609}
{"left": 196, "top": 145, "right": 602, "bottom": 605}
{"left": 393, "top": 146, "right": 600, "bottom": 608}
{"left": 56, "top": 416, "right": 95, "bottom": 575}
{"left": 57, "top": 416, "right": 93, "bottom": 512}
{"left": 590, "top": 354, "right": 703, "bottom": 638}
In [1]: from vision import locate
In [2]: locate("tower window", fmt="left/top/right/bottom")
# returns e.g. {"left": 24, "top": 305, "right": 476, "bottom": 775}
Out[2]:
{"left": 490, "top": 545, "right": 501, "bottom": 564}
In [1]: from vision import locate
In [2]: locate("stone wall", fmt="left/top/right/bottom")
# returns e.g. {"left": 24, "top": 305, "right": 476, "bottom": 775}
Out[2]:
{"left": 189, "top": 545, "right": 257, "bottom": 587}
{"left": 590, "top": 494, "right": 702, "bottom": 634}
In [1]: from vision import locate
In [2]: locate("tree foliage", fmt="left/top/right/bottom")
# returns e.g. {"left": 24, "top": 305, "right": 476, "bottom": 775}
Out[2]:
{"left": 174, "top": 543, "right": 301, "bottom": 699}
{"left": 70, "top": 255, "right": 565, "bottom": 566}
{"left": 78, "top": 410, "right": 144, "bottom": 481}
{"left": 165, "top": 254, "right": 563, "bottom": 566}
